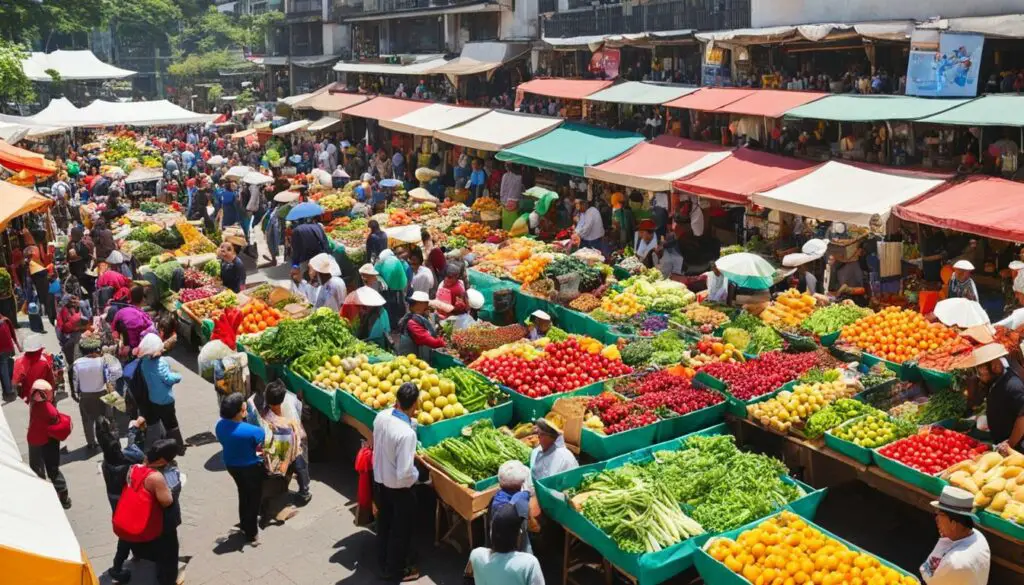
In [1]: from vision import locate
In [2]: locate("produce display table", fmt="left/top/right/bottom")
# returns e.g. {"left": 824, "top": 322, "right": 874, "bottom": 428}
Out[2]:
{"left": 730, "top": 416, "right": 1024, "bottom": 580}
{"left": 281, "top": 367, "right": 342, "bottom": 422}
{"left": 417, "top": 454, "right": 499, "bottom": 552}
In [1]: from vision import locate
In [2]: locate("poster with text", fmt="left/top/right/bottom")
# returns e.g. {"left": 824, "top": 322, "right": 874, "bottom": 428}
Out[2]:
{"left": 906, "top": 33, "right": 984, "bottom": 97}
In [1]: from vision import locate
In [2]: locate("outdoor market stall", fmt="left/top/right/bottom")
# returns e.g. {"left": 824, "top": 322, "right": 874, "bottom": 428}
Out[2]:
{"left": 514, "top": 78, "right": 614, "bottom": 119}
{"left": 433, "top": 110, "right": 564, "bottom": 152}
{"left": 894, "top": 176, "right": 1024, "bottom": 243}
{"left": 582, "top": 81, "right": 699, "bottom": 128}
{"left": 496, "top": 123, "right": 645, "bottom": 177}
{"left": 672, "top": 148, "right": 818, "bottom": 204}
{"left": 380, "top": 103, "right": 490, "bottom": 137}
{"left": 585, "top": 135, "right": 732, "bottom": 192}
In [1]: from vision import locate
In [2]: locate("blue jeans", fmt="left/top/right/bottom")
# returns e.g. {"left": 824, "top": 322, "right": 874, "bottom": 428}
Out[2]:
{"left": 0, "top": 352, "right": 13, "bottom": 396}
{"left": 293, "top": 454, "right": 310, "bottom": 495}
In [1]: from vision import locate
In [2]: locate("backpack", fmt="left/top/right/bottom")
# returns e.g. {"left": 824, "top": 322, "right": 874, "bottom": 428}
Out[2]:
{"left": 112, "top": 465, "right": 163, "bottom": 542}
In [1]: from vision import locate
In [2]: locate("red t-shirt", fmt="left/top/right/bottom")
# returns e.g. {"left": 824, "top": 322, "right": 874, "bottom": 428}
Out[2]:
{"left": 27, "top": 400, "right": 66, "bottom": 446}
{"left": 0, "top": 318, "right": 17, "bottom": 353}
{"left": 14, "top": 352, "right": 55, "bottom": 401}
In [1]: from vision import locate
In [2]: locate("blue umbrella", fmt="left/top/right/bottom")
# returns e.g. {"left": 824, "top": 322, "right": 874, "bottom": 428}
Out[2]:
{"left": 379, "top": 178, "right": 402, "bottom": 188}
{"left": 289, "top": 154, "right": 302, "bottom": 164}
{"left": 286, "top": 202, "right": 324, "bottom": 221}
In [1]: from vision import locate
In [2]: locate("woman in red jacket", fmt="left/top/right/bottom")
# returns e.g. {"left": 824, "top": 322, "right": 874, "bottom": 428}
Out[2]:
{"left": 27, "top": 379, "right": 73, "bottom": 508}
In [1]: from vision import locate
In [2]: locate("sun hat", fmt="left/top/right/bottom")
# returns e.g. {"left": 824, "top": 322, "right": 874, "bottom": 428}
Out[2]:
{"left": 106, "top": 250, "right": 125, "bottom": 265}
{"left": 1009, "top": 261, "right": 1024, "bottom": 271}
{"left": 531, "top": 310, "right": 551, "bottom": 321}
{"left": 349, "top": 287, "right": 386, "bottom": 307}
{"left": 274, "top": 190, "right": 300, "bottom": 203}
{"left": 138, "top": 333, "right": 164, "bottom": 358}
{"left": 409, "top": 291, "right": 430, "bottom": 303}
{"left": 782, "top": 238, "right": 829, "bottom": 267}
{"left": 930, "top": 486, "right": 979, "bottom": 522}
{"left": 30, "top": 379, "right": 53, "bottom": 402}
{"left": 24, "top": 335, "right": 45, "bottom": 352}
{"left": 466, "top": 289, "right": 485, "bottom": 310}
{"left": 358, "top": 263, "right": 379, "bottom": 276}
{"left": 967, "top": 343, "right": 1009, "bottom": 369}
{"left": 309, "top": 253, "right": 338, "bottom": 276}
{"left": 534, "top": 418, "right": 561, "bottom": 436}
{"left": 953, "top": 260, "right": 975, "bottom": 271}
{"left": 225, "top": 235, "right": 247, "bottom": 247}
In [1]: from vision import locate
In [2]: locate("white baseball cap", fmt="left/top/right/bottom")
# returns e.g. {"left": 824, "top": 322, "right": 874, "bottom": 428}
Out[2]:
{"left": 466, "top": 289, "right": 485, "bottom": 310}
{"left": 953, "top": 260, "right": 975, "bottom": 271}
{"left": 531, "top": 310, "right": 551, "bottom": 321}
{"left": 410, "top": 291, "right": 430, "bottom": 303}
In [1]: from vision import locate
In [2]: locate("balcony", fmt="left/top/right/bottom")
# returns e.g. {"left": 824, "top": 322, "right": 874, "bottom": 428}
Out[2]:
{"left": 538, "top": 0, "right": 556, "bottom": 13}
{"left": 347, "top": 0, "right": 494, "bottom": 17}
{"left": 334, "top": 0, "right": 365, "bottom": 17}
{"left": 543, "top": 0, "right": 751, "bottom": 38}
{"left": 286, "top": 0, "right": 324, "bottom": 19}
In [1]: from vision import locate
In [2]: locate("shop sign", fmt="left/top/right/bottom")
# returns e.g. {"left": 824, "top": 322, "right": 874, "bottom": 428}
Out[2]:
{"left": 906, "top": 32, "right": 984, "bottom": 97}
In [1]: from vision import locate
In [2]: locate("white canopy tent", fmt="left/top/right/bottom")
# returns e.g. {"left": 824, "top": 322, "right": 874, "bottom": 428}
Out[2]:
{"left": 21, "top": 49, "right": 135, "bottom": 81}
{"left": 433, "top": 110, "right": 563, "bottom": 151}
{"left": 380, "top": 104, "right": 490, "bottom": 136}
{"left": 431, "top": 42, "right": 530, "bottom": 78}
{"left": 73, "top": 100, "right": 217, "bottom": 126}
{"left": 750, "top": 161, "right": 943, "bottom": 227}
{"left": 333, "top": 54, "right": 447, "bottom": 76}
{"left": 28, "top": 98, "right": 82, "bottom": 126}
{"left": 308, "top": 116, "right": 343, "bottom": 132}
{"left": 272, "top": 119, "right": 313, "bottom": 135}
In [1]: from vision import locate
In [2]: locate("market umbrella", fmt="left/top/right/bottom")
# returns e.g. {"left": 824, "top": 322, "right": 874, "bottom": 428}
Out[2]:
{"left": 715, "top": 252, "right": 776, "bottom": 290}
{"left": 933, "top": 298, "right": 990, "bottom": 328}
{"left": 242, "top": 171, "right": 273, "bottom": 186}
{"left": 207, "top": 155, "right": 226, "bottom": 166}
{"left": 524, "top": 186, "right": 557, "bottom": 199}
{"left": 379, "top": 178, "right": 402, "bottom": 189}
{"left": 782, "top": 239, "right": 828, "bottom": 268}
{"left": 285, "top": 202, "right": 323, "bottom": 221}
{"left": 224, "top": 165, "right": 253, "bottom": 180}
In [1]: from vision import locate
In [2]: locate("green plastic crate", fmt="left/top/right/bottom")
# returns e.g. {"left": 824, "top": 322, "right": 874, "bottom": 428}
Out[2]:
{"left": 693, "top": 511, "right": 920, "bottom": 585}
{"left": 861, "top": 352, "right": 903, "bottom": 377}
{"left": 504, "top": 378, "right": 609, "bottom": 421}
{"left": 872, "top": 448, "right": 947, "bottom": 495}
{"left": 824, "top": 415, "right": 879, "bottom": 465}
{"left": 819, "top": 330, "right": 841, "bottom": 347}
{"left": 979, "top": 510, "right": 1024, "bottom": 542}
{"left": 653, "top": 400, "right": 728, "bottom": 444}
{"left": 238, "top": 341, "right": 282, "bottom": 383}
{"left": 580, "top": 423, "right": 659, "bottom": 461}
{"left": 281, "top": 367, "right": 341, "bottom": 422}
{"left": 535, "top": 424, "right": 826, "bottom": 585}
{"left": 416, "top": 401, "right": 514, "bottom": 448}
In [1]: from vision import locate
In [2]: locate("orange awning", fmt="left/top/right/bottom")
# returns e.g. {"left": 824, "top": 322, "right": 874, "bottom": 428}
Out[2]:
{"left": 515, "top": 78, "right": 613, "bottom": 101}
{"left": 664, "top": 88, "right": 757, "bottom": 112}
{"left": 0, "top": 182, "right": 53, "bottom": 230}
{"left": 0, "top": 140, "right": 56, "bottom": 178}
{"left": 672, "top": 148, "right": 818, "bottom": 204}
{"left": 713, "top": 89, "right": 828, "bottom": 118}
{"left": 339, "top": 97, "right": 432, "bottom": 122}
{"left": 295, "top": 91, "right": 369, "bottom": 113}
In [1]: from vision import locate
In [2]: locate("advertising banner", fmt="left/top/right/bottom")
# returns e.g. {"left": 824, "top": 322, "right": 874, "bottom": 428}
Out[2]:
{"left": 906, "top": 32, "right": 984, "bottom": 97}
{"left": 588, "top": 48, "right": 620, "bottom": 80}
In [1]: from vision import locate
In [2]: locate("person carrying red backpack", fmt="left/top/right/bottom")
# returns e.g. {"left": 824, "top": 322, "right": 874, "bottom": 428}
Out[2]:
{"left": 113, "top": 438, "right": 181, "bottom": 585}
{"left": 26, "top": 379, "right": 73, "bottom": 508}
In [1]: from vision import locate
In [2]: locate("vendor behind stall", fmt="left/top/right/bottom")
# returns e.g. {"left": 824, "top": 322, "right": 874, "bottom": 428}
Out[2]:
{"left": 633, "top": 219, "right": 659, "bottom": 268}
{"left": 968, "top": 344, "right": 1024, "bottom": 452}
{"left": 573, "top": 197, "right": 605, "bottom": 255}
{"left": 610, "top": 192, "right": 634, "bottom": 250}
{"left": 704, "top": 263, "right": 730, "bottom": 304}
{"left": 395, "top": 291, "right": 444, "bottom": 361}
{"left": 526, "top": 310, "right": 552, "bottom": 341}
{"left": 782, "top": 239, "right": 827, "bottom": 295}
{"left": 524, "top": 419, "right": 577, "bottom": 495}
{"left": 447, "top": 289, "right": 484, "bottom": 332}
{"left": 342, "top": 286, "right": 390, "bottom": 346}
{"left": 218, "top": 240, "right": 246, "bottom": 293}
{"left": 309, "top": 253, "right": 347, "bottom": 312}
{"left": 947, "top": 260, "right": 980, "bottom": 302}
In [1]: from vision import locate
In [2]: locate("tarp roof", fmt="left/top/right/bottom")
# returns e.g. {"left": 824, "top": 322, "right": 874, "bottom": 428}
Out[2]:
{"left": 895, "top": 176, "right": 1024, "bottom": 242}
{"left": 272, "top": 119, "right": 312, "bottom": 135}
{"left": 125, "top": 166, "right": 164, "bottom": 184}
{"left": 308, "top": 116, "right": 343, "bottom": 132}
{"left": 71, "top": 100, "right": 217, "bottom": 126}
{"left": 785, "top": 94, "right": 973, "bottom": 122}
{"left": 586, "top": 136, "right": 732, "bottom": 191}
{"left": 340, "top": 96, "right": 431, "bottom": 121}
{"left": 543, "top": 29, "right": 695, "bottom": 49}
{"left": 431, "top": 42, "right": 530, "bottom": 76}
{"left": 0, "top": 123, "right": 28, "bottom": 145}
{"left": 0, "top": 140, "right": 57, "bottom": 177}
{"left": 664, "top": 88, "right": 757, "bottom": 112}
{"left": 333, "top": 54, "right": 448, "bottom": 75}
{"left": 751, "top": 161, "right": 944, "bottom": 227}
{"left": 28, "top": 97, "right": 82, "bottom": 126}
{"left": 918, "top": 14, "right": 1024, "bottom": 39}
{"left": 516, "top": 78, "right": 613, "bottom": 101}
{"left": 434, "top": 110, "right": 563, "bottom": 152}
{"left": 22, "top": 49, "right": 135, "bottom": 81}
{"left": 381, "top": 103, "right": 490, "bottom": 135}
{"left": 916, "top": 95, "right": 1024, "bottom": 126}
{"left": 0, "top": 181, "right": 53, "bottom": 229}
{"left": 672, "top": 148, "right": 817, "bottom": 204}
{"left": 584, "top": 82, "right": 699, "bottom": 105}
{"left": 496, "top": 123, "right": 644, "bottom": 177}
{"left": 293, "top": 90, "right": 368, "bottom": 112}
{"left": 695, "top": 21, "right": 914, "bottom": 44}
{"left": 278, "top": 93, "right": 313, "bottom": 106}
{"left": 714, "top": 89, "right": 828, "bottom": 117}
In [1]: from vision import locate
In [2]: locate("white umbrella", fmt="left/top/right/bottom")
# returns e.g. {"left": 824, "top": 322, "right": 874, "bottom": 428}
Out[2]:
{"left": 224, "top": 165, "right": 253, "bottom": 179}
{"left": 782, "top": 238, "right": 828, "bottom": 268}
{"left": 715, "top": 252, "right": 776, "bottom": 290}
{"left": 242, "top": 171, "right": 273, "bottom": 186}
{"left": 310, "top": 168, "right": 332, "bottom": 187}
{"left": 933, "top": 298, "right": 990, "bottom": 328}
{"left": 207, "top": 155, "right": 226, "bottom": 166}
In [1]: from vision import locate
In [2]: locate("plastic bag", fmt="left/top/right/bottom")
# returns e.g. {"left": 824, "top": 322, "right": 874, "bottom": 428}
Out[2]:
{"left": 198, "top": 340, "right": 234, "bottom": 381}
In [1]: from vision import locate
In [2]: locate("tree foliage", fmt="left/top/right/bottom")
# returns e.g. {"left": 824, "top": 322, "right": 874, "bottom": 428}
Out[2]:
{"left": 0, "top": 0, "right": 108, "bottom": 45}
{"left": 106, "top": 0, "right": 183, "bottom": 45}
{"left": 0, "top": 39, "right": 35, "bottom": 104}
{"left": 167, "top": 49, "right": 243, "bottom": 80}
{"left": 167, "top": 5, "right": 281, "bottom": 80}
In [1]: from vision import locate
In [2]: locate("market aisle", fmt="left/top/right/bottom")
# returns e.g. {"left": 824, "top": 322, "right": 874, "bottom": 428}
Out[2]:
{"left": 0, "top": 317, "right": 462, "bottom": 585}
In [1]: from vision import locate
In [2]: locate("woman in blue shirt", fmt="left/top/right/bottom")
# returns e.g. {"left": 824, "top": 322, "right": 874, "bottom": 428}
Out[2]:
{"left": 214, "top": 180, "right": 240, "bottom": 228}
{"left": 137, "top": 333, "right": 186, "bottom": 456}
{"left": 467, "top": 158, "right": 487, "bottom": 205}
{"left": 215, "top": 392, "right": 266, "bottom": 544}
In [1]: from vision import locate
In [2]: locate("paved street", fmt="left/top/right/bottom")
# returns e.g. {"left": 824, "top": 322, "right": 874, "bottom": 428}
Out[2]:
{"left": 2, "top": 247, "right": 466, "bottom": 585}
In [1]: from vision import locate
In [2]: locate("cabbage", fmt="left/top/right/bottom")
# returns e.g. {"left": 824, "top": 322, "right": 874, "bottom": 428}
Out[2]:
{"left": 722, "top": 328, "right": 751, "bottom": 351}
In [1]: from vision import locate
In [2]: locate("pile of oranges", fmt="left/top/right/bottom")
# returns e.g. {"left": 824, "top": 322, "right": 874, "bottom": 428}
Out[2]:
{"left": 237, "top": 300, "right": 284, "bottom": 335}
{"left": 708, "top": 511, "right": 919, "bottom": 585}
{"left": 839, "top": 306, "right": 956, "bottom": 363}
{"left": 512, "top": 255, "right": 551, "bottom": 285}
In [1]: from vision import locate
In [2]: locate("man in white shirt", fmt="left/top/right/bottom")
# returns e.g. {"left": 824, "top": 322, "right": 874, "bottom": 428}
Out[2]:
{"left": 372, "top": 383, "right": 422, "bottom": 582}
{"left": 73, "top": 339, "right": 121, "bottom": 449}
{"left": 309, "top": 253, "right": 347, "bottom": 312}
{"left": 704, "top": 264, "right": 730, "bottom": 304}
{"left": 921, "top": 486, "right": 990, "bottom": 585}
{"left": 573, "top": 198, "right": 605, "bottom": 254}
{"left": 407, "top": 248, "right": 436, "bottom": 297}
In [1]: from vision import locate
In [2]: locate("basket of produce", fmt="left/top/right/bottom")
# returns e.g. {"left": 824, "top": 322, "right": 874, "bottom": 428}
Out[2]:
{"left": 535, "top": 425, "right": 824, "bottom": 585}
{"left": 443, "top": 322, "right": 527, "bottom": 363}
{"left": 839, "top": 306, "right": 958, "bottom": 374}
{"left": 800, "top": 302, "right": 872, "bottom": 345}
{"left": 759, "top": 289, "right": 818, "bottom": 329}
{"left": 470, "top": 337, "right": 632, "bottom": 420}
{"left": 181, "top": 289, "right": 238, "bottom": 323}
{"left": 824, "top": 412, "right": 917, "bottom": 465}
{"left": 873, "top": 426, "right": 988, "bottom": 495}
{"left": 746, "top": 379, "right": 859, "bottom": 437}
{"left": 801, "top": 398, "right": 879, "bottom": 441}
{"left": 940, "top": 449, "right": 1024, "bottom": 539}
{"left": 697, "top": 350, "right": 819, "bottom": 417}
{"left": 580, "top": 371, "right": 727, "bottom": 459}
{"left": 696, "top": 511, "right": 920, "bottom": 585}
